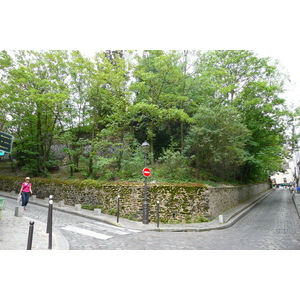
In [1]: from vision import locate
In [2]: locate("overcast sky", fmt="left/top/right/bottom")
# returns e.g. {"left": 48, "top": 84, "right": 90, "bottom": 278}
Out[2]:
{"left": 83, "top": 49, "right": 300, "bottom": 108}
{"left": 2, "top": 1, "right": 298, "bottom": 109}
{"left": 255, "top": 48, "right": 300, "bottom": 108}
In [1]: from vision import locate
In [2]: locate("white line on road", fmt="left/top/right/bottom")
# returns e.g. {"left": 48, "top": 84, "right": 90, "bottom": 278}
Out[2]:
{"left": 81, "top": 222, "right": 141, "bottom": 235}
{"left": 81, "top": 222, "right": 130, "bottom": 235}
{"left": 126, "top": 228, "right": 141, "bottom": 233}
{"left": 62, "top": 225, "right": 113, "bottom": 240}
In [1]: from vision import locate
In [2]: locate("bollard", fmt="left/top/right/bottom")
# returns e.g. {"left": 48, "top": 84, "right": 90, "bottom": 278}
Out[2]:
{"left": 46, "top": 196, "right": 51, "bottom": 233}
{"left": 47, "top": 195, "right": 53, "bottom": 250}
{"left": 58, "top": 200, "right": 64, "bottom": 208}
{"left": 27, "top": 221, "right": 35, "bottom": 250}
{"left": 14, "top": 206, "right": 23, "bottom": 217}
{"left": 94, "top": 208, "right": 102, "bottom": 216}
{"left": 218, "top": 215, "right": 225, "bottom": 224}
{"left": 156, "top": 201, "right": 160, "bottom": 228}
{"left": 117, "top": 195, "right": 120, "bottom": 223}
{"left": 75, "top": 204, "right": 81, "bottom": 211}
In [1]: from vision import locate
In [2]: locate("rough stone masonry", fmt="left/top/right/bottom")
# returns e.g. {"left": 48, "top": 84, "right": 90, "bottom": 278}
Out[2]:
{"left": 0, "top": 176, "right": 270, "bottom": 223}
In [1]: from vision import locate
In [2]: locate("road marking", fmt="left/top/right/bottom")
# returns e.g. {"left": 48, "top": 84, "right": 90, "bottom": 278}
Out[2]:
{"left": 62, "top": 225, "right": 113, "bottom": 240}
{"left": 81, "top": 222, "right": 130, "bottom": 235}
{"left": 126, "top": 228, "right": 141, "bottom": 233}
{"left": 81, "top": 222, "right": 141, "bottom": 235}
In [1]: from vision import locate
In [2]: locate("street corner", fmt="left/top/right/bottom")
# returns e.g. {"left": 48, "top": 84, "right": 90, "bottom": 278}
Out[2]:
{"left": 0, "top": 208, "right": 68, "bottom": 250}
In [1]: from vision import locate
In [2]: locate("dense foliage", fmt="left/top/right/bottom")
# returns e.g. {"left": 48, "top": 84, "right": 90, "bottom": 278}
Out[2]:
{"left": 0, "top": 50, "right": 298, "bottom": 183}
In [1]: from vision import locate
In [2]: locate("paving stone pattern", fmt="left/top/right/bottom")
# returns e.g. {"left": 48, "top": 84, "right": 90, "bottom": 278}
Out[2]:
{"left": 1, "top": 189, "right": 300, "bottom": 250}
{"left": 0, "top": 209, "right": 53, "bottom": 250}
{"left": 91, "top": 189, "right": 300, "bottom": 250}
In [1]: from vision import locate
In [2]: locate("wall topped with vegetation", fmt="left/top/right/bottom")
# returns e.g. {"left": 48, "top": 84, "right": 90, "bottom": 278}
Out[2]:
{"left": 0, "top": 176, "right": 270, "bottom": 223}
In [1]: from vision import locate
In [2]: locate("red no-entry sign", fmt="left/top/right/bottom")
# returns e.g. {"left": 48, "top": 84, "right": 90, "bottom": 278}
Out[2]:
{"left": 142, "top": 168, "right": 151, "bottom": 177}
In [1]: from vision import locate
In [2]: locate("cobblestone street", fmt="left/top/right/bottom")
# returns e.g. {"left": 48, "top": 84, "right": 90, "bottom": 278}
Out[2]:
{"left": 90, "top": 189, "right": 300, "bottom": 250}
{"left": 2, "top": 189, "right": 300, "bottom": 250}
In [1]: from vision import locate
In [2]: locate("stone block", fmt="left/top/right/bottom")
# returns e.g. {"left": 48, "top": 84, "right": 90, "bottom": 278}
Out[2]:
{"left": 14, "top": 206, "right": 23, "bottom": 217}
{"left": 75, "top": 204, "right": 81, "bottom": 211}
{"left": 58, "top": 200, "right": 65, "bottom": 207}
{"left": 94, "top": 208, "right": 101, "bottom": 215}
{"left": 218, "top": 215, "right": 225, "bottom": 224}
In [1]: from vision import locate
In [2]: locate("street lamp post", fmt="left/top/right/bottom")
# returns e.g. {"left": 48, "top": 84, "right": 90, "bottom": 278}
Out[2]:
{"left": 141, "top": 141, "right": 150, "bottom": 224}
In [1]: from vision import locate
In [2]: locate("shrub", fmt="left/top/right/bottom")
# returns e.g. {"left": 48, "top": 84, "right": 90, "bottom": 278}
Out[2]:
{"left": 155, "top": 149, "right": 194, "bottom": 182}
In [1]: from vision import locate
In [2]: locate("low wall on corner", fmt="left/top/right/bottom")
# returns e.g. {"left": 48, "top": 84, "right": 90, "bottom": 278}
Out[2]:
{"left": 0, "top": 176, "right": 270, "bottom": 223}
{"left": 207, "top": 182, "right": 270, "bottom": 217}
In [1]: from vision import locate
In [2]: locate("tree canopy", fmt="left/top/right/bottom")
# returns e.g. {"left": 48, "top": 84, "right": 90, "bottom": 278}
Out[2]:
{"left": 0, "top": 50, "right": 297, "bottom": 183}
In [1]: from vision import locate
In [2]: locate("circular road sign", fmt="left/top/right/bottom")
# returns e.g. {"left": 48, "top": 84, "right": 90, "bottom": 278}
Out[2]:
{"left": 142, "top": 167, "right": 151, "bottom": 177}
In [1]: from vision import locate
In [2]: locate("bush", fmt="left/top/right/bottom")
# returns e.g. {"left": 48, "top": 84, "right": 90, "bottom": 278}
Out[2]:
{"left": 154, "top": 149, "right": 194, "bottom": 182}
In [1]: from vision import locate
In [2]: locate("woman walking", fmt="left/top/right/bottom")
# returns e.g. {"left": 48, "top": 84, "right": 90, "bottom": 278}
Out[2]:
{"left": 19, "top": 177, "right": 33, "bottom": 210}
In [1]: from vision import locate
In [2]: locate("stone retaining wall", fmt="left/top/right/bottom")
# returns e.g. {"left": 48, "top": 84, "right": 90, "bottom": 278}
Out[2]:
{"left": 206, "top": 183, "right": 270, "bottom": 217}
{"left": 0, "top": 176, "right": 270, "bottom": 223}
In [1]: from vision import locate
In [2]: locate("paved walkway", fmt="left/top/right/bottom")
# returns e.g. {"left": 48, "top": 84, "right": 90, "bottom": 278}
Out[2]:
{"left": 1, "top": 188, "right": 298, "bottom": 250}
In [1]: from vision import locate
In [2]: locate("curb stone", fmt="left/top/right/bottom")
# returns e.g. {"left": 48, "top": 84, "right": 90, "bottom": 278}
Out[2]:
{"left": 1, "top": 188, "right": 275, "bottom": 235}
{"left": 149, "top": 189, "right": 275, "bottom": 232}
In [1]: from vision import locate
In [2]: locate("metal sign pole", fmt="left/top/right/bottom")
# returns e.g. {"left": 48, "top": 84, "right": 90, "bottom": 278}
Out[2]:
{"left": 143, "top": 176, "right": 149, "bottom": 224}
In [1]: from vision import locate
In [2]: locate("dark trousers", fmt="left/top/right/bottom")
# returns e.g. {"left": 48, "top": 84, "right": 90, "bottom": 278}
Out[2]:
{"left": 21, "top": 192, "right": 31, "bottom": 207}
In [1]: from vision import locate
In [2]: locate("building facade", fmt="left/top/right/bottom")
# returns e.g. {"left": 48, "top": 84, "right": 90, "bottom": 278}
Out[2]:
{"left": 271, "top": 152, "right": 300, "bottom": 187}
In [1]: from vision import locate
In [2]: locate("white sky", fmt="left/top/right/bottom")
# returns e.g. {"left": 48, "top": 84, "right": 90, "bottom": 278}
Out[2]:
{"left": 2, "top": 2, "right": 299, "bottom": 109}
{"left": 83, "top": 49, "right": 300, "bottom": 108}
{"left": 255, "top": 48, "right": 300, "bottom": 108}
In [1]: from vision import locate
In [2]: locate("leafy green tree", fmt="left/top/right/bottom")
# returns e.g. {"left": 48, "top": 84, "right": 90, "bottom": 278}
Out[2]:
{"left": 0, "top": 50, "right": 69, "bottom": 175}
{"left": 194, "top": 50, "right": 283, "bottom": 104}
{"left": 235, "top": 80, "right": 289, "bottom": 181}
{"left": 186, "top": 105, "right": 250, "bottom": 181}
{"left": 130, "top": 50, "right": 193, "bottom": 160}
{"left": 155, "top": 148, "right": 194, "bottom": 182}
{"left": 0, "top": 49, "right": 294, "bottom": 184}
{"left": 193, "top": 50, "right": 289, "bottom": 181}
{"left": 84, "top": 50, "right": 131, "bottom": 177}
{"left": 0, "top": 51, "right": 14, "bottom": 132}
{"left": 56, "top": 50, "right": 95, "bottom": 177}
{"left": 286, "top": 107, "right": 300, "bottom": 153}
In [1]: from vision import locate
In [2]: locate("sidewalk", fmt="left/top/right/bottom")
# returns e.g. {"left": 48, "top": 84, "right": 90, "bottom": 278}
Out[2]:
{"left": 0, "top": 208, "right": 68, "bottom": 250}
{"left": 0, "top": 188, "right": 280, "bottom": 250}
{"left": 292, "top": 192, "right": 300, "bottom": 219}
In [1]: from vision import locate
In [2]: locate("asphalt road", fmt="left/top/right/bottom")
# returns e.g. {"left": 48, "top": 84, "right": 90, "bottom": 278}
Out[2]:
{"left": 4, "top": 188, "right": 300, "bottom": 250}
